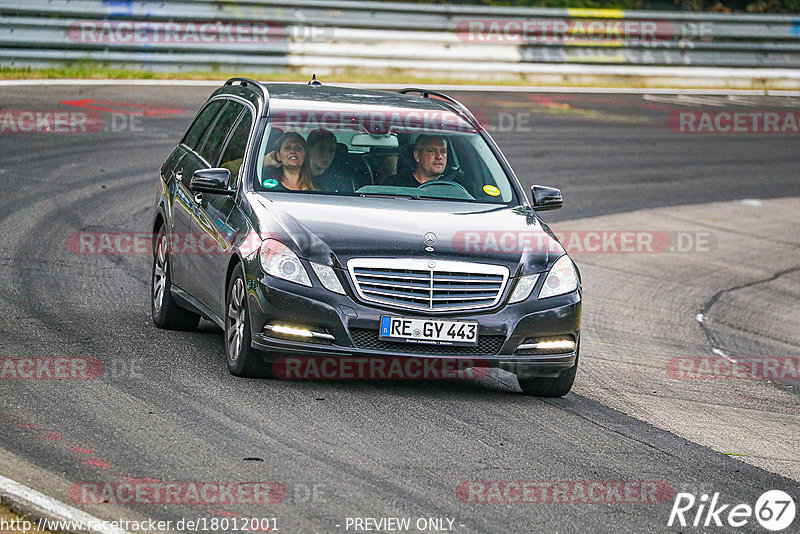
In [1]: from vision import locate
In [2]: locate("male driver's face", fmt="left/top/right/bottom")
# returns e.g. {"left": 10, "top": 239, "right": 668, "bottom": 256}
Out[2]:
{"left": 414, "top": 138, "right": 447, "bottom": 178}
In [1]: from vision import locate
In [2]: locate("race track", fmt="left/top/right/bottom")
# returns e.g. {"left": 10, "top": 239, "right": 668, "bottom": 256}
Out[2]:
{"left": 0, "top": 84, "right": 798, "bottom": 533}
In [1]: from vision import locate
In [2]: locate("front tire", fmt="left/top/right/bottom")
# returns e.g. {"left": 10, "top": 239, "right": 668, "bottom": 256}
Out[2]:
{"left": 151, "top": 228, "right": 200, "bottom": 331}
{"left": 225, "top": 264, "right": 269, "bottom": 377}
{"left": 517, "top": 353, "right": 578, "bottom": 398}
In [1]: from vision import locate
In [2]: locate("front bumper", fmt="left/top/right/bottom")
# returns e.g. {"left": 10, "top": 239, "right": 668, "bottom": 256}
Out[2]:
{"left": 246, "top": 266, "right": 580, "bottom": 377}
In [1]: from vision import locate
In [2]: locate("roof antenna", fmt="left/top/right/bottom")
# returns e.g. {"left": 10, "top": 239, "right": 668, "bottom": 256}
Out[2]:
{"left": 308, "top": 74, "right": 322, "bottom": 87}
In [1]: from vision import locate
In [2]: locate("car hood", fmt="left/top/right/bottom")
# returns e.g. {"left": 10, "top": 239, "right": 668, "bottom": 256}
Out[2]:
{"left": 249, "top": 194, "right": 564, "bottom": 275}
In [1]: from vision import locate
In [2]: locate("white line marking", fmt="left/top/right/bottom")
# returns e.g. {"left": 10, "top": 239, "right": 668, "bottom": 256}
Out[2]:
{"left": 649, "top": 93, "right": 800, "bottom": 106}
{"left": 712, "top": 348, "right": 736, "bottom": 363}
{"left": 643, "top": 94, "right": 769, "bottom": 106}
{"left": 344, "top": 84, "right": 770, "bottom": 95}
{"left": 676, "top": 95, "right": 733, "bottom": 107}
{"left": 0, "top": 79, "right": 222, "bottom": 87}
{"left": 728, "top": 95, "right": 800, "bottom": 108}
{"left": 0, "top": 473, "right": 132, "bottom": 534}
{"left": 767, "top": 90, "right": 800, "bottom": 96}
{"left": 644, "top": 94, "right": 738, "bottom": 106}
{"left": 0, "top": 79, "right": 794, "bottom": 95}
{"left": 726, "top": 95, "right": 761, "bottom": 106}
{"left": 740, "top": 199, "right": 763, "bottom": 207}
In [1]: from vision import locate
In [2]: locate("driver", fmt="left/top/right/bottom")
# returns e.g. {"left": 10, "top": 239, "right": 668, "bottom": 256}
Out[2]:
{"left": 386, "top": 134, "right": 447, "bottom": 187}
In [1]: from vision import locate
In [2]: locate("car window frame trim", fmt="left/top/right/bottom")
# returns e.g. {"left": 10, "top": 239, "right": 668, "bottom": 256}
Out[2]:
{"left": 179, "top": 95, "right": 258, "bottom": 190}
{"left": 217, "top": 105, "right": 256, "bottom": 189}
{"left": 179, "top": 99, "right": 226, "bottom": 157}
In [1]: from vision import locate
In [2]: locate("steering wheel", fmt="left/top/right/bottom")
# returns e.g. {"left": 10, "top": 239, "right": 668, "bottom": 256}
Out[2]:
{"left": 417, "top": 179, "right": 473, "bottom": 198}
{"left": 439, "top": 168, "right": 464, "bottom": 182}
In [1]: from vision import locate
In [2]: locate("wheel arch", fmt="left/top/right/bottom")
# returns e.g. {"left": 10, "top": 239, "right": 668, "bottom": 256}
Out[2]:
{"left": 152, "top": 210, "right": 166, "bottom": 254}
{"left": 225, "top": 253, "right": 244, "bottom": 293}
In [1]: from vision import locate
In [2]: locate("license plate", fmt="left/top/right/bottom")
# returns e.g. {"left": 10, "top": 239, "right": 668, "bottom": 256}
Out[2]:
{"left": 379, "top": 316, "right": 478, "bottom": 347}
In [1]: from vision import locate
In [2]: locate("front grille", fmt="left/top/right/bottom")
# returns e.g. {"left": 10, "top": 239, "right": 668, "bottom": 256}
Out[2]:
{"left": 347, "top": 258, "right": 509, "bottom": 312}
{"left": 350, "top": 328, "right": 505, "bottom": 356}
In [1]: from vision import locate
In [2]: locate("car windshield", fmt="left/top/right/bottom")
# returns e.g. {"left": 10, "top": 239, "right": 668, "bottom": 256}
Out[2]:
{"left": 252, "top": 108, "right": 518, "bottom": 204}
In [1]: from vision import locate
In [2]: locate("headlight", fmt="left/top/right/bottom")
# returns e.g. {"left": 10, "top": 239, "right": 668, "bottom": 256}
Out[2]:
{"left": 508, "top": 274, "right": 539, "bottom": 304}
{"left": 538, "top": 255, "right": 578, "bottom": 299}
{"left": 311, "top": 262, "right": 345, "bottom": 295}
{"left": 259, "top": 239, "right": 312, "bottom": 287}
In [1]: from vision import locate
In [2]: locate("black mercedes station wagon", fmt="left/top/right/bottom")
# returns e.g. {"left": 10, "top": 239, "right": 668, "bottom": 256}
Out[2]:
{"left": 151, "top": 78, "right": 581, "bottom": 396}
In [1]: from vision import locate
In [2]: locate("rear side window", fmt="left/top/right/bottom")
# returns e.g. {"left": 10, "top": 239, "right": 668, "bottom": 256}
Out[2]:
{"left": 198, "top": 101, "right": 244, "bottom": 165}
{"left": 182, "top": 100, "right": 224, "bottom": 152}
{"left": 219, "top": 109, "right": 254, "bottom": 184}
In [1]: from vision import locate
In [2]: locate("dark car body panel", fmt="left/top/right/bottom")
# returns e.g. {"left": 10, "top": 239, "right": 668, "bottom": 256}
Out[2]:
{"left": 248, "top": 194, "right": 563, "bottom": 271}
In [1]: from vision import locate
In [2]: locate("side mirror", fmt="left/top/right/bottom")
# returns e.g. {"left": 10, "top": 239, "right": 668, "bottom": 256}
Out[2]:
{"left": 189, "top": 168, "right": 233, "bottom": 195}
{"left": 531, "top": 185, "right": 562, "bottom": 211}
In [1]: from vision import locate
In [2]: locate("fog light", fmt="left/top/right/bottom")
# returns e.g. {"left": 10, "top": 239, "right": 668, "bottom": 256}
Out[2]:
{"left": 516, "top": 336, "right": 576, "bottom": 355}
{"left": 268, "top": 324, "right": 313, "bottom": 338}
{"left": 263, "top": 323, "right": 335, "bottom": 343}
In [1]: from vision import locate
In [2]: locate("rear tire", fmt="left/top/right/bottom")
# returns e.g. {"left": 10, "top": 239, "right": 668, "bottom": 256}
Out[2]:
{"left": 151, "top": 227, "right": 200, "bottom": 331}
{"left": 517, "top": 353, "right": 578, "bottom": 398}
{"left": 225, "top": 264, "right": 271, "bottom": 378}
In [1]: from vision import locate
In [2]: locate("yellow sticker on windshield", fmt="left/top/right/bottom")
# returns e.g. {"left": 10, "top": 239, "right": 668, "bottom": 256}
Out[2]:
{"left": 483, "top": 185, "right": 500, "bottom": 196}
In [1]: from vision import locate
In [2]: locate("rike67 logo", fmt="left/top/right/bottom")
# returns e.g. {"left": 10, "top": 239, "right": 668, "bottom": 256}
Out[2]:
{"left": 668, "top": 490, "right": 796, "bottom": 531}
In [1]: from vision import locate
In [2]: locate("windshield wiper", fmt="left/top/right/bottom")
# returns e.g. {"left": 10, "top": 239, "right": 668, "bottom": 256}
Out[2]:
{"left": 358, "top": 192, "right": 422, "bottom": 200}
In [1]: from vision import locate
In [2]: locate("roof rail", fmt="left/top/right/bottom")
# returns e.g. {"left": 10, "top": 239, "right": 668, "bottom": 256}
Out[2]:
{"left": 224, "top": 77, "right": 270, "bottom": 117}
{"left": 398, "top": 88, "right": 480, "bottom": 129}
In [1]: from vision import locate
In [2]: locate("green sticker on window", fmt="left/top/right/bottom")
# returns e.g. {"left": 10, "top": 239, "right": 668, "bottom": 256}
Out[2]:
{"left": 262, "top": 178, "right": 278, "bottom": 188}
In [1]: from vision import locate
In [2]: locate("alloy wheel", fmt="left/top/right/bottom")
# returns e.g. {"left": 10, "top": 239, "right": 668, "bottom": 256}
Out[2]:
{"left": 227, "top": 277, "right": 246, "bottom": 363}
{"left": 152, "top": 235, "right": 167, "bottom": 314}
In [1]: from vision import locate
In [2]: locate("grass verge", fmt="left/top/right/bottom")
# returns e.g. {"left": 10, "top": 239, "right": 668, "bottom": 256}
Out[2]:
{"left": 0, "top": 499, "right": 55, "bottom": 533}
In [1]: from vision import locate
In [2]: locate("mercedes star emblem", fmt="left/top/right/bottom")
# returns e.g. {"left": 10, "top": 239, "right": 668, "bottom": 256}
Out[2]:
{"left": 423, "top": 232, "right": 437, "bottom": 247}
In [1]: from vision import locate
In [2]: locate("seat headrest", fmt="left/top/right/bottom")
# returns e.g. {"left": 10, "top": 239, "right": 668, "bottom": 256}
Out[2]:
{"left": 396, "top": 144, "right": 415, "bottom": 176}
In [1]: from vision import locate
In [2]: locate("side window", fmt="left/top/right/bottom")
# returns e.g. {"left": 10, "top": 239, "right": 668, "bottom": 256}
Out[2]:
{"left": 197, "top": 101, "right": 244, "bottom": 166}
{"left": 181, "top": 100, "right": 224, "bottom": 152}
{"left": 219, "top": 109, "right": 254, "bottom": 185}
{"left": 161, "top": 146, "right": 184, "bottom": 180}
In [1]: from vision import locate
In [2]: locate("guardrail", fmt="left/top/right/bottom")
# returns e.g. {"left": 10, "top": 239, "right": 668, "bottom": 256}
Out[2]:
{"left": 1, "top": 0, "right": 799, "bottom": 74}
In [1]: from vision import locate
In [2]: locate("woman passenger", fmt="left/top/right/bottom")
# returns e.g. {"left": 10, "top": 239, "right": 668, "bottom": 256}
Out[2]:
{"left": 262, "top": 132, "right": 315, "bottom": 191}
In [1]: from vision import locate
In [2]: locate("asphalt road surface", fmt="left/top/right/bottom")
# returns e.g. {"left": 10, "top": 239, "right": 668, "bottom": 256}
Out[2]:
{"left": 0, "top": 84, "right": 798, "bottom": 534}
